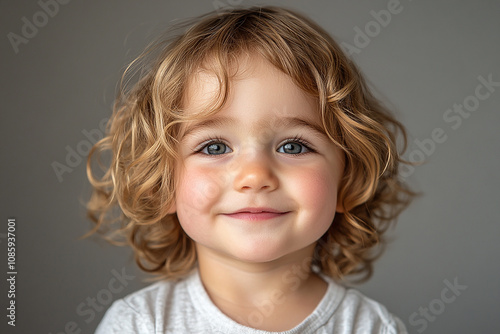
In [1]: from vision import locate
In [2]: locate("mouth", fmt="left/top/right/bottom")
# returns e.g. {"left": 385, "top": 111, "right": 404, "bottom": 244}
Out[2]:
{"left": 222, "top": 207, "right": 290, "bottom": 221}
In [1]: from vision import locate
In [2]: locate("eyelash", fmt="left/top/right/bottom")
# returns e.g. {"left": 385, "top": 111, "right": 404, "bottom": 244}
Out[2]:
{"left": 193, "top": 136, "right": 228, "bottom": 154}
{"left": 280, "top": 135, "right": 315, "bottom": 155}
{"left": 193, "top": 135, "right": 315, "bottom": 155}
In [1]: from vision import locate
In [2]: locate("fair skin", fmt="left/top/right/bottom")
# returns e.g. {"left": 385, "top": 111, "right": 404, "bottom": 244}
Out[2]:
{"left": 169, "top": 53, "right": 344, "bottom": 331}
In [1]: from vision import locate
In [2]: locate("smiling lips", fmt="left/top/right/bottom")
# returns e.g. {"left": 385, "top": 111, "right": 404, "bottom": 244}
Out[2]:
{"left": 223, "top": 207, "right": 290, "bottom": 221}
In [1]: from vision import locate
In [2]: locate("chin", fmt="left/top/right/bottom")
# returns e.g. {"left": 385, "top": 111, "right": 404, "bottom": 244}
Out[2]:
{"left": 226, "top": 242, "right": 297, "bottom": 264}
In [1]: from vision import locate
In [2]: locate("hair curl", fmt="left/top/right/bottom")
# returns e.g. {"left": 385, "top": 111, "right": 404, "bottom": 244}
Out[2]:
{"left": 86, "top": 6, "right": 415, "bottom": 282}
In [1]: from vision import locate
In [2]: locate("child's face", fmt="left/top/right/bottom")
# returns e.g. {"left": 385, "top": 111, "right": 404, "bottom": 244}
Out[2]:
{"left": 172, "top": 54, "right": 344, "bottom": 264}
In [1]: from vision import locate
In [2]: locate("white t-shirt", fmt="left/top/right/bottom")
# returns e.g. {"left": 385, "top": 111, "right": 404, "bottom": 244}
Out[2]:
{"left": 95, "top": 269, "right": 407, "bottom": 333}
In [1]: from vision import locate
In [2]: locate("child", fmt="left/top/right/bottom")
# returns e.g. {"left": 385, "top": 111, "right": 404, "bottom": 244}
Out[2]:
{"left": 87, "top": 5, "right": 414, "bottom": 333}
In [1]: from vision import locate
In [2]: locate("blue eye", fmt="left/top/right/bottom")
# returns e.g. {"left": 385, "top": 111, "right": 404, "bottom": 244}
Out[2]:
{"left": 200, "top": 142, "right": 232, "bottom": 155}
{"left": 277, "top": 140, "right": 312, "bottom": 155}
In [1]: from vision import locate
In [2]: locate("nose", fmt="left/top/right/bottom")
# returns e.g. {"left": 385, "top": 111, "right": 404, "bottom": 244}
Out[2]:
{"left": 233, "top": 153, "right": 279, "bottom": 193}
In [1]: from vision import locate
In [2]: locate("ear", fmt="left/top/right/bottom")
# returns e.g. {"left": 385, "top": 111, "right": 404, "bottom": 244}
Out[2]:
{"left": 166, "top": 200, "right": 176, "bottom": 214}
{"left": 336, "top": 197, "right": 344, "bottom": 213}
{"left": 336, "top": 204, "right": 344, "bottom": 213}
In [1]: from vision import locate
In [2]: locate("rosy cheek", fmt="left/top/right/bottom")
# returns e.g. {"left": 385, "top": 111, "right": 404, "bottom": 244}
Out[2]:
{"left": 295, "top": 167, "right": 338, "bottom": 219}
{"left": 176, "top": 166, "right": 224, "bottom": 218}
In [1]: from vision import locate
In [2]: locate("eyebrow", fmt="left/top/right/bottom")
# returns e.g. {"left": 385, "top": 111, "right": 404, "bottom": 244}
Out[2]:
{"left": 180, "top": 115, "right": 327, "bottom": 139}
{"left": 276, "top": 117, "right": 327, "bottom": 139}
{"left": 180, "top": 116, "right": 238, "bottom": 139}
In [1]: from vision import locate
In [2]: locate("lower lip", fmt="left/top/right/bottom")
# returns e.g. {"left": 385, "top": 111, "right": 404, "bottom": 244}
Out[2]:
{"left": 223, "top": 212, "right": 289, "bottom": 221}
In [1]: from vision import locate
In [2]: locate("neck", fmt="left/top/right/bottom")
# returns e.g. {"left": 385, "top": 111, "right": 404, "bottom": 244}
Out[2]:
{"left": 195, "top": 243, "right": 327, "bottom": 331}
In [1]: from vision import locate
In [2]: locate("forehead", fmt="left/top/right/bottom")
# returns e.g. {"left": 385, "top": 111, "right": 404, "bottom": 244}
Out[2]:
{"left": 181, "top": 53, "right": 320, "bottom": 124}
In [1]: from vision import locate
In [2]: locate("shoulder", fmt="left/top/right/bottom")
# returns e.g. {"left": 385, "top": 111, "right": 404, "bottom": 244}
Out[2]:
{"left": 320, "top": 276, "right": 407, "bottom": 334}
{"left": 334, "top": 286, "right": 407, "bottom": 333}
{"left": 95, "top": 277, "right": 189, "bottom": 333}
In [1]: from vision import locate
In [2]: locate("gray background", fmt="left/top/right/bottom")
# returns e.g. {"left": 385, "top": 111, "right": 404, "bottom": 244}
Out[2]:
{"left": 1, "top": 0, "right": 498, "bottom": 333}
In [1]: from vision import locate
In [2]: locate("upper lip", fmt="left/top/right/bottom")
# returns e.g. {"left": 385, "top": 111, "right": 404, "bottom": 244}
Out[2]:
{"left": 225, "top": 207, "right": 287, "bottom": 214}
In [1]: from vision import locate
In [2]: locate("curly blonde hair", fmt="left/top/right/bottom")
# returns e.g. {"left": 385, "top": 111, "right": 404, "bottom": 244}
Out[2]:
{"left": 86, "top": 6, "right": 414, "bottom": 282}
